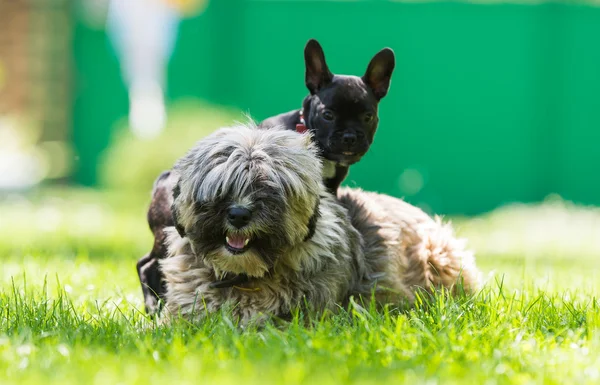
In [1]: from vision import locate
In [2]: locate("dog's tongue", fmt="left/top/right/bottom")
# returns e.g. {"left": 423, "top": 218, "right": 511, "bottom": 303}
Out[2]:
{"left": 226, "top": 234, "right": 248, "bottom": 249}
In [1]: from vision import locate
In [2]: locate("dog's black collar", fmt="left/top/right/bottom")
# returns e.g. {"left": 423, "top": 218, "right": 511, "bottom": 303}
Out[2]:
{"left": 209, "top": 198, "right": 321, "bottom": 289}
{"left": 209, "top": 273, "right": 250, "bottom": 289}
{"left": 303, "top": 197, "right": 320, "bottom": 242}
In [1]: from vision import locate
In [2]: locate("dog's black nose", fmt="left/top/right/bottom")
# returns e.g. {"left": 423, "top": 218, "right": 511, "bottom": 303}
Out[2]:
{"left": 227, "top": 207, "right": 252, "bottom": 229}
{"left": 342, "top": 132, "right": 357, "bottom": 146}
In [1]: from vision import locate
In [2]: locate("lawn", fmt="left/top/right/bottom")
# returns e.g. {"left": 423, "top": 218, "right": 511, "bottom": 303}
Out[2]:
{"left": 1, "top": 188, "right": 599, "bottom": 385}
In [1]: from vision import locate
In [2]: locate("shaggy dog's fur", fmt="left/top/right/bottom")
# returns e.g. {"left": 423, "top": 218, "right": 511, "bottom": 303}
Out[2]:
{"left": 160, "top": 123, "right": 481, "bottom": 325}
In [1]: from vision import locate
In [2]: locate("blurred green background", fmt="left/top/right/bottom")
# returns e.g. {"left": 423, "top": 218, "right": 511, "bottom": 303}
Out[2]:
{"left": 3, "top": 0, "right": 600, "bottom": 216}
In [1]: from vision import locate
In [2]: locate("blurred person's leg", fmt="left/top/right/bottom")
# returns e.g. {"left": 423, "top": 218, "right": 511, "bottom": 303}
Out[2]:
{"left": 106, "top": 0, "right": 181, "bottom": 139}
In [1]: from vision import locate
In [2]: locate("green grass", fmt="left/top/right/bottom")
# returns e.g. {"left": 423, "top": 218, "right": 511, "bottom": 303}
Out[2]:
{"left": 1, "top": 188, "right": 599, "bottom": 385}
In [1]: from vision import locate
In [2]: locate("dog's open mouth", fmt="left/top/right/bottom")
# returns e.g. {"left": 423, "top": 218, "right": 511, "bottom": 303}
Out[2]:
{"left": 225, "top": 233, "right": 251, "bottom": 254}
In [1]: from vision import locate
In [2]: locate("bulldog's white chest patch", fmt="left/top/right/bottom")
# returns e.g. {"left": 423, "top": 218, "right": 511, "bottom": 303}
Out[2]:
{"left": 322, "top": 160, "right": 337, "bottom": 179}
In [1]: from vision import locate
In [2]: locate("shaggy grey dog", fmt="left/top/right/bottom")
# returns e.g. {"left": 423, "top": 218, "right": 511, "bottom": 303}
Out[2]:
{"left": 159, "top": 123, "right": 481, "bottom": 325}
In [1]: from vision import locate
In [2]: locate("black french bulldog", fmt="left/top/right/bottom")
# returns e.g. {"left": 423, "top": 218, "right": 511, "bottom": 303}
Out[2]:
{"left": 136, "top": 39, "right": 396, "bottom": 315}
{"left": 260, "top": 39, "right": 395, "bottom": 193}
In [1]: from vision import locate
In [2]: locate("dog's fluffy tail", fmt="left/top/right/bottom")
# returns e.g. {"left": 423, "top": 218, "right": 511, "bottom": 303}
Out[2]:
{"left": 402, "top": 216, "right": 482, "bottom": 296}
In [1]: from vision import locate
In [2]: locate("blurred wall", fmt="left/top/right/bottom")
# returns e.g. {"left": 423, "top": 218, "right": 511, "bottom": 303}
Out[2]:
{"left": 72, "top": 0, "right": 600, "bottom": 215}
{"left": 0, "top": 0, "right": 73, "bottom": 189}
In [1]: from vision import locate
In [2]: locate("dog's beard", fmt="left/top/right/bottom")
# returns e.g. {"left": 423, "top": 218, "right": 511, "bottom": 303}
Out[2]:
{"left": 206, "top": 247, "right": 270, "bottom": 278}
{"left": 195, "top": 230, "right": 288, "bottom": 278}
{"left": 187, "top": 213, "right": 291, "bottom": 278}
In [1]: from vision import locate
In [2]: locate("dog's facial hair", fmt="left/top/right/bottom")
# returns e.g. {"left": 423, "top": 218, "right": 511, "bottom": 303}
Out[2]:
{"left": 170, "top": 123, "right": 323, "bottom": 278}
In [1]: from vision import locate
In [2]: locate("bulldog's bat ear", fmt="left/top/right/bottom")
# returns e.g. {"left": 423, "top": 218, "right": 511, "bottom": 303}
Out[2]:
{"left": 304, "top": 39, "right": 333, "bottom": 94}
{"left": 363, "top": 47, "right": 395, "bottom": 100}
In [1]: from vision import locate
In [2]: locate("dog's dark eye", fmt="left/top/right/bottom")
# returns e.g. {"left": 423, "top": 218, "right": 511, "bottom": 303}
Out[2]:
{"left": 364, "top": 113, "right": 374, "bottom": 123}
{"left": 322, "top": 110, "right": 335, "bottom": 121}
